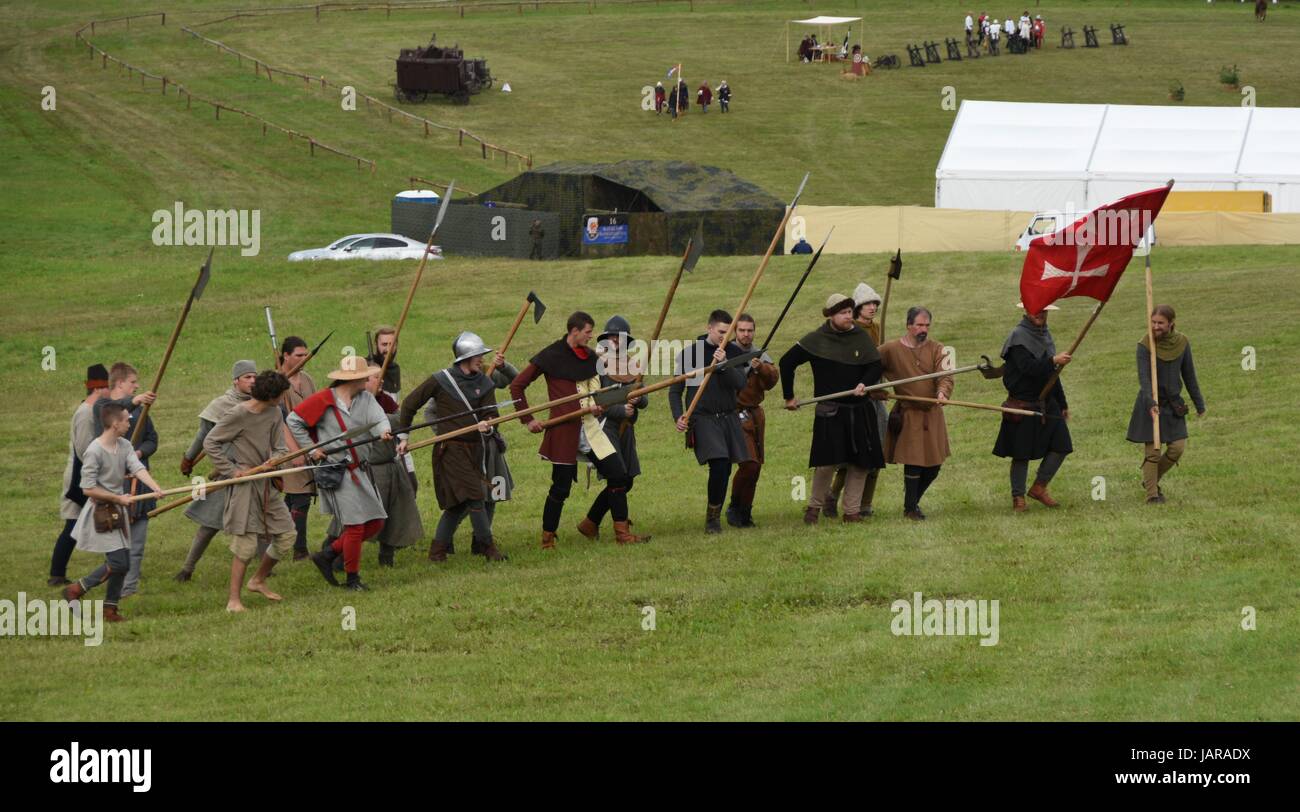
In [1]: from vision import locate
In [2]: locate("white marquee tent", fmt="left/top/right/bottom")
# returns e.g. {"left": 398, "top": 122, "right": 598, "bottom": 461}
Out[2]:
{"left": 786, "top": 15, "right": 864, "bottom": 62}
{"left": 935, "top": 100, "right": 1300, "bottom": 212}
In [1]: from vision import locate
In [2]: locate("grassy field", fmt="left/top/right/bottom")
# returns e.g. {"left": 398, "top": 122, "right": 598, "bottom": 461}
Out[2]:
{"left": 0, "top": 0, "right": 1297, "bottom": 721}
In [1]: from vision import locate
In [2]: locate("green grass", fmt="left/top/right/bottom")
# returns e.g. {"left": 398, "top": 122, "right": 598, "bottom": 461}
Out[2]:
{"left": 0, "top": 0, "right": 1297, "bottom": 721}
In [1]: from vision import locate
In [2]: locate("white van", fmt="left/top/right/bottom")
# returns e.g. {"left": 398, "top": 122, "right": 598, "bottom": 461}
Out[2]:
{"left": 1015, "top": 211, "right": 1154, "bottom": 256}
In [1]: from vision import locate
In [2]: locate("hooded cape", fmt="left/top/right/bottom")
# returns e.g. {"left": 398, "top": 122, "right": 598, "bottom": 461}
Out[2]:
{"left": 795, "top": 322, "right": 880, "bottom": 365}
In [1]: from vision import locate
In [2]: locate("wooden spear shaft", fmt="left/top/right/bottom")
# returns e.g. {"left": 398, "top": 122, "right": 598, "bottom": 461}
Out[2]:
{"left": 1144, "top": 254, "right": 1161, "bottom": 447}
{"left": 536, "top": 355, "right": 737, "bottom": 430}
{"left": 886, "top": 393, "right": 1041, "bottom": 418}
{"left": 878, "top": 273, "right": 894, "bottom": 341}
{"left": 682, "top": 185, "right": 803, "bottom": 422}
{"left": 126, "top": 465, "right": 316, "bottom": 502}
{"left": 484, "top": 298, "right": 532, "bottom": 378}
{"left": 129, "top": 262, "right": 205, "bottom": 446}
{"left": 379, "top": 196, "right": 448, "bottom": 386}
{"left": 405, "top": 385, "right": 617, "bottom": 453}
{"left": 1036, "top": 300, "right": 1105, "bottom": 401}
{"left": 793, "top": 363, "right": 984, "bottom": 408}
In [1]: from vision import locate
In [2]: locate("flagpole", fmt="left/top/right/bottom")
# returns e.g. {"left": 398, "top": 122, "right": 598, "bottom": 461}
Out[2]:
{"left": 1035, "top": 300, "right": 1104, "bottom": 401}
{"left": 1144, "top": 253, "right": 1161, "bottom": 447}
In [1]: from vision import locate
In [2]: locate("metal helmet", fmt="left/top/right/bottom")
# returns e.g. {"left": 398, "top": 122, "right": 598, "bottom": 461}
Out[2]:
{"left": 598, "top": 315, "right": 633, "bottom": 343}
{"left": 452, "top": 331, "right": 492, "bottom": 363}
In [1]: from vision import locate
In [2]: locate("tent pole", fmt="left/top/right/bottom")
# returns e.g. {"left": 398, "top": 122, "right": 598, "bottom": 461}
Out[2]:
{"left": 786, "top": 22, "right": 789, "bottom": 63}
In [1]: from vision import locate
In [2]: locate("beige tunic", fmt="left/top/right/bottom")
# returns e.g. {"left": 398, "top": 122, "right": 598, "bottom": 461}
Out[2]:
{"left": 279, "top": 371, "right": 317, "bottom": 495}
{"left": 203, "top": 403, "right": 295, "bottom": 537}
{"left": 71, "top": 437, "right": 145, "bottom": 553}
{"left": 878, "top": 338, "right": 953, "bottom": 467}
{"left": 60, "top": 401, "right": 96, "bottom": 520}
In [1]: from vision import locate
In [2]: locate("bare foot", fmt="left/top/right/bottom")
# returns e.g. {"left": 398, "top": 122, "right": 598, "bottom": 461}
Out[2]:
{"left": 226, "top": 600, "right": 246, "bottom": 613}
{"left": 246, "top": 580, "right": 282, "bottom": 601}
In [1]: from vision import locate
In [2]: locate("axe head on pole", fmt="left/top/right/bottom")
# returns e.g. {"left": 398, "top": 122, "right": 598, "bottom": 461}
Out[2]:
{"left": 193, "top": 248, "right": 214, "bottom": 299}
{"left": 888, "top": 248, "right": 902, "bottom": 280}
{"left": 683, "top": 220, "right": 705, "bottom": 272}
{"left": 527, "top": 290, "right": 546, "bottom": 323}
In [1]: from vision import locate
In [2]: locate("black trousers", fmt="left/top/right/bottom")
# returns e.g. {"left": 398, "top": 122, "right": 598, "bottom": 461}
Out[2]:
{"left": 50, "top": 518, "right": 77, "bottom": 578}
{"left": 285, "top": 492, "right": 312, "bottom": 552}
{"left": 903, "top": 464, "right": 942, "bottom": 512}
{"left": 707, "top": 458, "right": 731, "bottom": 506}
{"left": 544, "top": 456, "right": 631, "bottom": 531}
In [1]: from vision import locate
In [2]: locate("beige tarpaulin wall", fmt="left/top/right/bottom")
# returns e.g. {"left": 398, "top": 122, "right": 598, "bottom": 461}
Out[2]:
{"left": 786, "top": 206, "right": 1300, "bottom": 254}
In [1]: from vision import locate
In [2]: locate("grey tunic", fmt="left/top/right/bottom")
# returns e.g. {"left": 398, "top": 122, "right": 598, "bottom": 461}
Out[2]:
{"left": 366, "top": 397, "right": 424, "bottom": 547}
{"left": 71, "top": 438, "right": 145, "bottom": 553}
{"left": 60, "top": 402, "right": 97, "bottom": 521}
{"left": 203, "top": 404, "right": 295, "bottom": 537}
{"left": 182, "top": 418, "right": 229, "bottom": 530}
{"left": 1126, "top": 341, "right": 1205, "bottom": 445}
{"left": 287, "top": 390, "right": 390, "bottom": 525}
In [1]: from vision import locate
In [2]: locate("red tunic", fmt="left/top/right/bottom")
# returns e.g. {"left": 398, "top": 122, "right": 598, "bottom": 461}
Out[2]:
{"left": 509, "top": 339, "right": 596, "bottom": 466}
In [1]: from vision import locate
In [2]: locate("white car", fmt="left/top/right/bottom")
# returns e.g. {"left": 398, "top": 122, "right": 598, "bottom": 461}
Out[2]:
{"left": 1015, "top": 212, "right": 1154, "bottom": 256}
{"left": 287, "top": 233, "right": 442, "bottom": 261}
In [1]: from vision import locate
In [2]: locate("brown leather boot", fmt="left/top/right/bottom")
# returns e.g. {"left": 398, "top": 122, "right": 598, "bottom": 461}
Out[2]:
{"left": 842, "top": 513, "right": 864, "bottom": 523}
{"left": 103, "top": 605, "right": 125, "bottom": 623}
{"left": 541, "top": 530, "right": 558, "bottom": 550}
{"left": 705, "top": 505, "right": 723, "bottom": 534}
{"left": 1027, "top": 481, "right": 1059, "bottom": 507}
{"left": 474, "top": 538, "right": 508, "bottom": 561}
{"left": 1013, "top": 495, "right": 1027, "bottom": 513}
{"left": 428, "top": 539, "right": 451, "bottom": 562}
{"left": 613, "top": 520, "right": 650, "bottom": 545}
{"left": 576, "top": 517, "right": 600, "bottom": 540}
{"left": 61, "top": 581, "right": 85, "bottom": 602}
{"left": 803, "top": 506, "right": 820, "bottom": 525}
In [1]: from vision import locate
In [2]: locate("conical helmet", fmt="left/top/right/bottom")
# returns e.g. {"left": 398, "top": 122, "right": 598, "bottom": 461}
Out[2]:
{"left": 452, "top": 331, "right": 492, "bottom": 363}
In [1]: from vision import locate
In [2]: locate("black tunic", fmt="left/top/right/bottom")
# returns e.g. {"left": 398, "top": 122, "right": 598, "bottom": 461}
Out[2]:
{"left": 668, "top": 336, "right": 750, "bottom": 465}
{"left": 992, "top": 345, "right": 1073, "bottom": 459}
{"left": 779, "top": 340, "right": 884, "bottom": 469}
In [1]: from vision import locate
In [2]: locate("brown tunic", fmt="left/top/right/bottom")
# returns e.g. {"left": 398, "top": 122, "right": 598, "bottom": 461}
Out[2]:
{"left": 401, "top": 370, "right": 499, "bottom": 510}
{"left": 736, "top": 355, "right": 779, "bottom": 464}
{"left": 203, "top": 403, "right": 295, "bottom": 537}
{"left": 878, "top": 339, "right": 952, "bottom": 467}
{"left": 278, "top": 371, "right": 317, "bottom": 495}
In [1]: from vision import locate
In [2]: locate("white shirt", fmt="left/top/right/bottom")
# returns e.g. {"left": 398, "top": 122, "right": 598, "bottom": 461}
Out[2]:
{"left": 965, "top": 15, "right": 973, "bottom": 29}
{"left": 1005, "top": 19, "right": 1014, "bottom": 34}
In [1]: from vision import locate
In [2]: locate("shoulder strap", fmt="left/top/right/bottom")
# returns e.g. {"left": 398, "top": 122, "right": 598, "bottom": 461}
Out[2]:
{"left": 330, "top": 403, "right": 364, "bottom": 485}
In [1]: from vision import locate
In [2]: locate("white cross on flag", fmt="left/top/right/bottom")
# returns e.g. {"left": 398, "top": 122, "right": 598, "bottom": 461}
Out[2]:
{"left": 1019, "top": 185, "right": 1172, "bottom": 315}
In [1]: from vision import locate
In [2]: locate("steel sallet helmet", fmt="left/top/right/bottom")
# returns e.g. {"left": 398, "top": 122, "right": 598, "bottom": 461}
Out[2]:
{"left": 452, "top": 331, "right": 492, "bottom": 363}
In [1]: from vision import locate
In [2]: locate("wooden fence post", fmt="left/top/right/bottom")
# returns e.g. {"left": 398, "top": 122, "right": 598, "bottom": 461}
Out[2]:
{"left": 315, "top": 5, "right": 321, "bottom": 22}
{"left": 423, "top": 121, "right": 429, "bottom": 137}
{"left": 161, "top": 77, "right": 167, "bottom": 94}
{"left": 215, "top": 105, "right": 221, "bottom": 120}
{"left": 481, "top": 141, "right": 487, "bottom": 158}
{"left": 310, "top": 140, "right": 316, "bottom": 157}
{"left": 186, "top": 91, "right": 191, "bottom": 109}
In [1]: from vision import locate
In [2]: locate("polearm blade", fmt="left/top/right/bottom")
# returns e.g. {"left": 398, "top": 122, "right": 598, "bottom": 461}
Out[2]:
{"left": 879, "top": 248, "right": 901, "bottom": 340}
{"left": 642, "top": 219, "right": 705, "bottom": 384}
{"left": 761, "top": 226, "right": 833, "bottom": 351}
{"left": 683, "top": 219, "right": 705, "bottom": 273}
{"left": 265, "top": 305, "right": 278, "bottom": 364}
{"left": 129, "top": 248, "right": 213, "bottom": 447}
{"left": 380, "top": 180, "right": 453, "bottom": 388}
{"left": 148, "top": 419, "right": 378, "bottom": 518}
{"left": 682, "top": 172, "right": 810, "bottom": 423}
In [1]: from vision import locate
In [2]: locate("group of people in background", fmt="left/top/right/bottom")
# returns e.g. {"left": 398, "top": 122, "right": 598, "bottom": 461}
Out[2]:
{"left": 654, "top": 79, "right": 731, "bottom": 117}
{"left": 968, "top": 11, "right": 1046, "bottom": 51}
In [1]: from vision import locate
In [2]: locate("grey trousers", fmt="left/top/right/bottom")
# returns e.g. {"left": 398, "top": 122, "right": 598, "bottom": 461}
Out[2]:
{"left": 121, "top": 516, "right": 149, "bottom": 596}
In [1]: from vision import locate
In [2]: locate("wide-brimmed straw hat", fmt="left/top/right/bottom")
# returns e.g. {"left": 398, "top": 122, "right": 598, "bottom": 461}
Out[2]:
{"left": 328, "top": 355, "right": 381, "bottom": 381}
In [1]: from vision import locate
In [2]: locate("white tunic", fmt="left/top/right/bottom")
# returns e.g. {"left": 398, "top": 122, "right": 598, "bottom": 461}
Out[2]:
{"left": 60, "top": 402, "right": 96, "bottom": 521}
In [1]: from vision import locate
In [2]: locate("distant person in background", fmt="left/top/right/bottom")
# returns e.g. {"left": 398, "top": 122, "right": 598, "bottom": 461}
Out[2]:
{"left": 965, "top": 12, "right": 974, "bottom": 40}
{"left": 654, "top": 81, "right": 665, "bottom": 114}
{"left": 677, "top": 79, "right": 689, "bottom": 115}
{"left": 667, "top": 83, "right": 678, "bottom": 118}
{"left": 988, "top": 20, "right": 1000, "bottom": 51}
{"left": 791, "top": 237, "right": 814, "bottom": 255}
{"left": 1032, "top": 15, "right": 1045, "bottom": 47}
{"left": 1004, "top": 17, "right": 1015, "bottom": 39}
{"left": 697, "top": 81, "right": 712, "bottom": 113}
{"left": 978, "top": 12, "right": 988, "bottom": 44}
{"left": 717, "top": 80, "right": 731, "bottom": 113}
{"left": 798, "top": 35, "right": 813, "bottom": 63}
{"left": 1019, "top": 14, "right": 1032, "bottom": 44}
{"left": 529, "top": 219, "right": 545, "bottom": 260}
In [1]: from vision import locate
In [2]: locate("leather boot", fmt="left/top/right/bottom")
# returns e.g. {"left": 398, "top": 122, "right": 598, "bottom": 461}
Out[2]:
{"left": 576, "top": 517, "right": 600, "bottom": 540}
{"left": 103, "top": 605, "right": 125, "bottom": 623}
{"left": 822, "top": 499, "right": 838, "bottom": 519}
{"left": 378, "top": 544, "right": 396, "bottom": 567}
{"left": 427, "top": 539, "right": 451, "bottom": 563}
{"left": 1027, "top": 480, "right": 1059, "bottom": 507}
{"left": 541, "top": 530, "right": 558, "bottom": 550}
{"left": 803, "top": 506, "right": 820, "bottom": 525}
{"left": 613, "top": 520, "right": 650, "bottom": 545}
{"left": 842, "top": 512, "right": 863, "bottom": 523}
{"left": 47, "top": 576, "right": 70, "bottom": 587}
{"left": 474, "top": 537, "right": 508, "bottom": 561}
{"left": 62, "top": 581, "right": 85, "bottom": 602}
{"left": 705, "top": 504, "right": 723, "bottom": 534}
{"left": 1013, "top": 495, "right": 1027, "bottom": 513}
{"left": 738, "top": 504, "right": 757, "bottom": 528}
{"left": 310, "top": 548, "right": 341, "bottom": 585}
{"left": 725, "top": 502, "right": 744, "bottom": 528}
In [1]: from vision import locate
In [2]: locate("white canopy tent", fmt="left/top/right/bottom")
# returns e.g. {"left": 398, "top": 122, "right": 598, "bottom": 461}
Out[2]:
{"left": 935, "top": 100, "right": 1300, "bottom": 212}
{"left": 786, "top": 15, "right": 864, "bottom": 63}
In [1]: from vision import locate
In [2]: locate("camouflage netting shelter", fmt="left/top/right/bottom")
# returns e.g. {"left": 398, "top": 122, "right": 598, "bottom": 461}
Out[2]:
{"left": 453, "top": 160, "right": 785, "bottom": 258}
